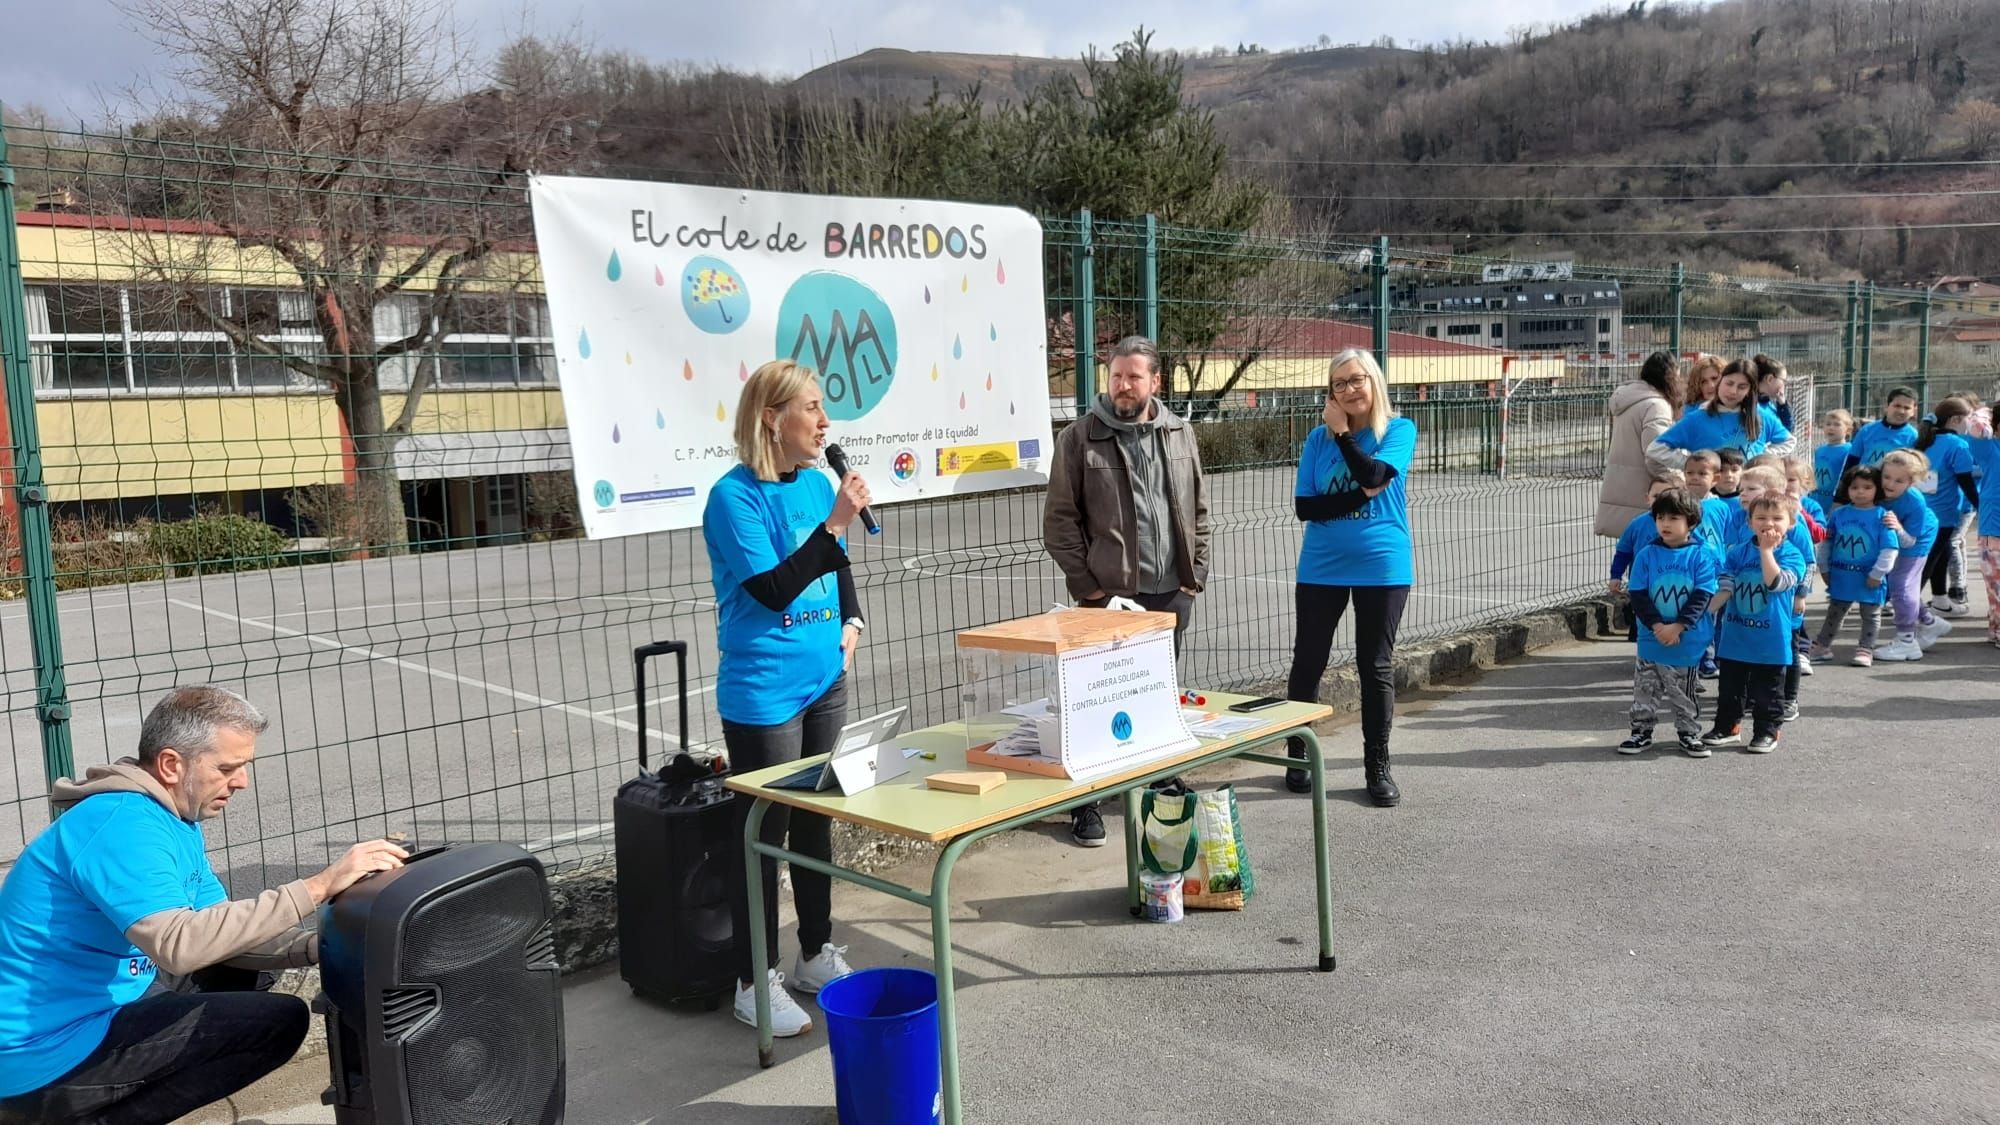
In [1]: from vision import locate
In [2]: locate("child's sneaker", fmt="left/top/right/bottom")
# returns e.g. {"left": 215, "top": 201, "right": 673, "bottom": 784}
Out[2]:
{"left": 1849, "top": 647, "right": 1874, "bottom": 667}
{"left": 1617, "top": 729, "right": 1653, "bottom": 754}
{"left": 1677, "top": 732, "right": 1710, "bottom": 757}
{"left": 1915, "top": 616, "right": 1952, "bottom": 649}
{"left": 1932, "top": 594, "right": 1969, "bottom": 617}
{"left": 1780, "top": 700, "right": 1800, "bottom": 723}
{"left": 1795, "top": 652, "right": 1813, "bottom": 676}
{"left": 1700, "top": 726, "right": 1742, "bottom": 748}
{"left": 735, "top": 970, "right": 813, "bottom": 1037}
{"left": 1874, "top": 636, "right": 1924, "bottom": 662}
{"left": 1746, "top": 731, "right": 1780, "bottom": 754}
{"left": 1697, "top": 655, "right": 1720, "bottom": 679}
{"left": 1807, "top": 642, "right": 1835, "bottom": 662}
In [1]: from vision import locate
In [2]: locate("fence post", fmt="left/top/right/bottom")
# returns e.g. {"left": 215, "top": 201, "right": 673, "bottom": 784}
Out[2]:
{"left": 1669, "top": 262, "right": 1685, "bottom": 357}
{"left": 1859, "top": 281, "right": 1875, "bottom": 399}
{"left": 1074, "top": 209, "right": 1095, "bottom": 415}
{"left": 0, "top": 103, "right": 75, "bottom": 786}
{"left": 1141, "top": 214, "right": 1159, "bottom": 344}
{"left": 1371, "top": 235, "right": 1389, "bottom": 370}
{"left": 1842, "top": 280, "right": 1859, "bottom": 410}
{"left": 1916, "top": 288, "right": 1932, "bottom": 404}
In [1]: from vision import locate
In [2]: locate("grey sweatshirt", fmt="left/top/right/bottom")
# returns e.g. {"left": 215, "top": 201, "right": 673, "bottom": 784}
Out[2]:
{"left": 1090, "top": 394, "right": 1181, "bottom": 595}
{"left": 51, "top": 760, "right": 319, "bottom": 974}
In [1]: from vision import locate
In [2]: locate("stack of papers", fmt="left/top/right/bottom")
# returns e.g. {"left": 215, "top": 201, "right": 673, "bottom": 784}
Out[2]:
{"left": 1182, "top": 710, "right": 1271, "bottom": 741}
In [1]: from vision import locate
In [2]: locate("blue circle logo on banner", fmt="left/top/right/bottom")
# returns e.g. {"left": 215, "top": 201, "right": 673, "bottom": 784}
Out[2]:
{"left": 593, "top": 480, "right": 615, "bottom": 508}
{"left": 776, "top": 272, "right": 898, "bottom": 422}
{"left": 1111, "top": 711, "right": 1133, "bottom": 741}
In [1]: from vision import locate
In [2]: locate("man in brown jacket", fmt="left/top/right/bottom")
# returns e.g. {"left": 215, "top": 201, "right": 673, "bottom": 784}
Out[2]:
{"left": 0, "top": 686, "right": 407, "bottom": 1124}
{"left": 1043, "top": 335, "right": 1211, "bottom": 846}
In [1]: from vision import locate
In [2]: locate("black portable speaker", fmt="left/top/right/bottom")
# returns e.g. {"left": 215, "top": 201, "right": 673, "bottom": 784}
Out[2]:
{"left": 615, "top": 639, "right": 738, "bottom": 1006}
{"left": 318, "top": 842, "right": 564, "bottom": 1125}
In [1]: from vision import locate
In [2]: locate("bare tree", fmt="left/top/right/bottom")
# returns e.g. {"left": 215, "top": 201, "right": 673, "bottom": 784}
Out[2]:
{"left": 100, "top": 0, "right": 596, "bottom": 549}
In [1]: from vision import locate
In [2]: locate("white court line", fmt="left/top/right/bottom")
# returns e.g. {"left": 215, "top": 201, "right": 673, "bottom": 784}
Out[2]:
{"left": 260, "top": 592, "right": 715, "bottom": 621}
{"left": 595, "top": 683, "right": 717, "bottom": 716}
{"left": 526, "top": 821, "right": 617, "bottom": 852}
{"left": 168, "top": 598, "right": 671, "bottom": 742}
{"left": 1411, "top": 590, "right": 1528, "bottom": 608}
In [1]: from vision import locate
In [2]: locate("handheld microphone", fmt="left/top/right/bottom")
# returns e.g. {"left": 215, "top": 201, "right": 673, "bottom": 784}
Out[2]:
{"left": 823, "top": 443, "right": 880, "bottom": 535}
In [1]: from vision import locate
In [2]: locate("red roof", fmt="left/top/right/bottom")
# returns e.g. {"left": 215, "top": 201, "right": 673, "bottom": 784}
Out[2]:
{"left": 1208, "top": 317, "right": 1502, "bottom": 358}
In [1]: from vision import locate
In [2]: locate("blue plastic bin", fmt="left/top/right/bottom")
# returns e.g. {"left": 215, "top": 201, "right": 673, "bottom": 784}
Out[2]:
{"left": 816, "top": 967, "right": 941, "bottom": 1125}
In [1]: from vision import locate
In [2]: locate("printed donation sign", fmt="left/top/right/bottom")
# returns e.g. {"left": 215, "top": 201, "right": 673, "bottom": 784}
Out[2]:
{"left": 528, "top": 175, "right": 1054, "bottom": 538}
{"left": 1054, "top": 632, "right": 1199, "bottom": 777}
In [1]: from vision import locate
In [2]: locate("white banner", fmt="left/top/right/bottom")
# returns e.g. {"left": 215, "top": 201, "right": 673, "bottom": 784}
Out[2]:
{"left": 528, "top": 175, "right": 1053, "bottom": 538}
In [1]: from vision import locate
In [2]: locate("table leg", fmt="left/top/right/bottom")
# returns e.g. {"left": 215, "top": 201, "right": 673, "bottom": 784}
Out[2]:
{"left": 743, "top": 797, "right": 777, "bottom": 1068}
{"left": 1299, "top": 728, "right": 1336, "bottom": 972}
{"left": 931, "top": 834, "right": 975, "bottom": 1125}
{"left": 1123, "top": 787, "right": 1143, "bottom": 916}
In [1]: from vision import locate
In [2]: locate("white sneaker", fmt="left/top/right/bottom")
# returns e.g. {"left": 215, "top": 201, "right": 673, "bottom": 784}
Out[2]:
{"left": 1873, "top": 637, "right": 1925, "bottom": 662}
{"left": 1929, "top": 595, "right": 1960, "bottom": 616}
{"left": 734, "top": 970, "right": 813, "bottom": 1037}
{"left": 791, "top": 942, "right": 854, "bottom": 994}
{"left": 1796, "top": 652, "right": 1814, "bottom": 676}
{"left": 1916, "top": 616, "right": 1952, "bottom": 650}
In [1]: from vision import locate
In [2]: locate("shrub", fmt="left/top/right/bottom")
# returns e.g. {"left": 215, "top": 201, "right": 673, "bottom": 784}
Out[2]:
{"left": 146, "top": 511, "right": 288, "bottom": 575}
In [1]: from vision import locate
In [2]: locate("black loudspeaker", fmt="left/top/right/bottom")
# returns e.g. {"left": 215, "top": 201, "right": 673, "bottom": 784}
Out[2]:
{"left": 318, "top": 842, "right": 564, "bottom": 1125}
{"left": 616, "top": 640, "right": 737, "bottom": 1006}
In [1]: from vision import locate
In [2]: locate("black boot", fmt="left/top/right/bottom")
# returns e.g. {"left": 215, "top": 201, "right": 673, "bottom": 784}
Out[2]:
{"left": 1284, "top": 736, "right": 1312, "bottom": 794}
{"left": 1364, "top": 746, "right": 1400, "bottom": 808}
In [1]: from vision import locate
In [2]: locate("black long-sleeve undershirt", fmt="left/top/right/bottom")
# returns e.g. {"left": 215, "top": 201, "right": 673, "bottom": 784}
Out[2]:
{"left": 738, "top": 525, "right": 851, "bottom": 613}
{"left": 837, "top": 566, "right": 859, "bottom": 623}
{"left": 1334, "top": 431, "right": 1398, "bottom": 490}
{"left": 1295, "top": 491, "right": 1372, "bottom": 522}
{"left": 1957, "top": 471, "right": 1980, "bottom": 510}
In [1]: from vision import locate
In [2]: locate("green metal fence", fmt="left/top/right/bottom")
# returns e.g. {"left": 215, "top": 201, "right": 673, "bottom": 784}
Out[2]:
{"left": 4, "top": 114, "right": 1997, "bottom": 886}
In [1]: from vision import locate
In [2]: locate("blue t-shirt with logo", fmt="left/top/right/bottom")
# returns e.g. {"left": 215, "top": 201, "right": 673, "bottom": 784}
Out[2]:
{"left": 1822, "top": 504, "right": 1897, "bottom": 605}
{"left": 1811, "top": 442, "right": 1851, "bottom": 512}
{"left": 1917, "top": 433, "right": 1974, "bottom": 530}
{"left": 1715, "top": 500, "right": 1814, "bottom": 564}
{"left": 1656, "top": 403, "right": 1792, "bottom": 457}
{"left": 1611, "top": 512, "right": 1656, "bottom": 581}
{"left": 1881, "top": 488, "right": 1939, "bottom": 558}
{"left": 1695, "top": 496, "right": 1732, "bottom": 561}
{"left": 1630, "top": 540, "right": 1719, "bottom": 667}
{"left": 1849, "top": 419, "right": 1916, "bottom": 467}
{"left": 1969, "top": 436, "right": 2000, "bottom": 538}
{"left": 1295, "top": 418, "right": 1418, "bottom": 587}
{"left": 703, "top": 463, "right": 846, "bottom": 726}
{"left": 1717, "top": 540, "right": 1806, "bottom": 666}
{"left": 0, "top": 791, "right": 226, "bottom": 1097}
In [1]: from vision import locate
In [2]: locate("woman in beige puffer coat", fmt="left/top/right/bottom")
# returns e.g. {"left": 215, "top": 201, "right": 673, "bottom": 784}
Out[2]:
{"left": 1594, "top": 351, "right": 1683, "bottom": 538}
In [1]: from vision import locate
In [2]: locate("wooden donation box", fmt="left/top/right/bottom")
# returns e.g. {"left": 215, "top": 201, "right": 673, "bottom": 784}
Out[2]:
{"left": 957, "top": 609, "right": 1198, "bottom": 780}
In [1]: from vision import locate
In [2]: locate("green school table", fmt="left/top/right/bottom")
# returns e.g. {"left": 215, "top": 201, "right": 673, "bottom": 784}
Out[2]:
{"left": 725, "top": 693, "right": 1338, "bottom": 1124}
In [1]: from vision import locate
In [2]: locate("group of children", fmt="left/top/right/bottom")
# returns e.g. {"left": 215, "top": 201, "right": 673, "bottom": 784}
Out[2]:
{"left": 1612, "top": 374, "right": 1998, "bottom": 758}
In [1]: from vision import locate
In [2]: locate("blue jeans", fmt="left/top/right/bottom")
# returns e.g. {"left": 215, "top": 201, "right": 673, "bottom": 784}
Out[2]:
{"left": 0, "top": 967, "right": 308, "bottom": 1124}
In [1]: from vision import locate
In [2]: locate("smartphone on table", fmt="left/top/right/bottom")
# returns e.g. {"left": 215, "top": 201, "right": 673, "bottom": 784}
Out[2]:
{"left": 1227, "top": 696, "right": 1287, "bottom": 714}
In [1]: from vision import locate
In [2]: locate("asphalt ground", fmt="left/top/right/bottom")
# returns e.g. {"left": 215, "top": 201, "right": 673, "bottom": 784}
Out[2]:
{"left": 195, "top": 580, "right": 2000, "bottom": 1123}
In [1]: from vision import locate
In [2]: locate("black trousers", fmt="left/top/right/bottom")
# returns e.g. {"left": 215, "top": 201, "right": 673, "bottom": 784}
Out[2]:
{"left": 1712, "top": 658, "right": 1785, "bottom": 739}
{"left": 723, "top": 675, "right": 846, "bottom": 983}
{"left": 0, "top": 966, "right": 307, "bottom": 1124}
{"left": 1286, "top": 583, "right": 1411, "bottom": 754}
{"left": 1924, "top": 525, "right": 1958, "bottom": 597}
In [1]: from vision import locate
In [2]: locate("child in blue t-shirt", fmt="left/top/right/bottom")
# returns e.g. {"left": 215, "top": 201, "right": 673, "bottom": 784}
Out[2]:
{"left": 1874, "top": 448, "right": 1942, "bottom": 662}
{"left": 1808, "top": 465, "right": 1898, "bottom": 667}
{"left": 1914, "top": 397, "right": 1981, "bottom": 617}
{"left": 1963, "top": 403, "right": 2000, "bottom": 647}
{"left": 1609, "top": 474, "right": 1683, "bottom": 595}
{"left": 1650, "top": 363, "right": 1793, "bottom": 462}
{"left": 1702, "top": 495, "right": 1806, "bottom": 753}
{"left": 1811, "top": 409, "right": 1856, "bottom": 514}
{"left": 1620, "top": 488, "right": 1718, "bottom": 756}
{"left": 1843, "top": 387, "right": 1920, "bottom": 471}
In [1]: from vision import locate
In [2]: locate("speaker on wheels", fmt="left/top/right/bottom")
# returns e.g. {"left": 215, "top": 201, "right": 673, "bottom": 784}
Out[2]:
{"left": 616, "top": 640, "right": 737, "bottom": 1006}
{"left": 318, "top": 842, "right": 564, "bottom": 1125}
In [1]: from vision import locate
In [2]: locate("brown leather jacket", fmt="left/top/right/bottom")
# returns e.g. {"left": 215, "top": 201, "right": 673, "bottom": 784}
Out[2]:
{"left": 1043, "top": 400, "right": 1211, "bottom": 601}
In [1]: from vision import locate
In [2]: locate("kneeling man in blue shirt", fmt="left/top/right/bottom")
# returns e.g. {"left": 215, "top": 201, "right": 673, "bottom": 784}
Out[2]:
{"left": 0, "top": 686, "right": 407, "bottom": 1123}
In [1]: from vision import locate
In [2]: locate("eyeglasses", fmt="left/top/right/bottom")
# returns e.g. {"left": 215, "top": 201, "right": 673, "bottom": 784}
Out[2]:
{"left": 1329, "top": 377, "right": 1370, "bottom": 394}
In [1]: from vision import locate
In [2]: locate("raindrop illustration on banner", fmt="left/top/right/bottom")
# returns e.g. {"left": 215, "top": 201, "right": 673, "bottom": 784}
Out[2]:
{"left": 654, "top": 264, "right": 666, "bottom": 286}
{"left": 623, "top": 352, "right": 633, "bottom": 365}
{"left": 611, "top": 423, "right": 621, "bottom": 443}
{"left": 985, "top": 373, "right": 993, "bottom": 391}
{"left": 930, "top": 363, "right": 939, "bottom": 382}
{"left": 739, "top": 361, "right": 750, "bottom": 382}
{"left": 951, "top": 335, "right": 963, "bottom": 360}
{"left": 995, "top": 260, "right": 1006, "bottom": 284}
{"left": 716, "top": 400, "right": 727, "bottom": 421}
{"left": 989, "top": 323, "right": 997, "bottom": 341}
{"left": 682, "top": 359, "right": 695, "bottom": 381}
{"left": 577, "top": 328, "right": 592, "bottom": 359}
{"left": 960, "top": 275, "right": 968, "bottom": 293}
{"left": 923, "top": 285, "right": 932, "bottom": 304}
{"left": 606, "top": 250, "right": 622, "bottom": 281}
{"left": 655, "top": 409, "right": 666, "bottom": 429}
{"left": 1010, "top": 401, "right": 1016, "bottom": 415}
{"left": 959, "top": 391, "right": 967, "bottom": 409}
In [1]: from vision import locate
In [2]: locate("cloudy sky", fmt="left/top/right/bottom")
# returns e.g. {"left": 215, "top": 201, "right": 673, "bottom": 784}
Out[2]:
{"left": 6, "top": 0, "right": 1637, "bottom": 124}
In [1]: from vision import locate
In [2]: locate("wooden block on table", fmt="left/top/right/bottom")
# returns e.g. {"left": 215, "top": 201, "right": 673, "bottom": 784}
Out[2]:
{"left": 925, "top": 770, "right": 1008, "bottom": 795}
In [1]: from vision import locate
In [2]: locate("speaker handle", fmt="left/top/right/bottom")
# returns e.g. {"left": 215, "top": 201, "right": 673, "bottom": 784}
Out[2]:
{"left": 633, "top": 640, "right": 689, "bottom": 772}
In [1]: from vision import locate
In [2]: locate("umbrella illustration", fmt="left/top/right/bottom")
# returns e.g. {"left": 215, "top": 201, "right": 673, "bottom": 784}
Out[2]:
{"left": 687, "top": 268, "right": 743, "bottom": 324}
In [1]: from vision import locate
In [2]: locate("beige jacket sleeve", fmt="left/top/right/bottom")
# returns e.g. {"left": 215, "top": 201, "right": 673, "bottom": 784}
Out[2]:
{"left": 124, "top": 879, "right": 320, "bottom": 975}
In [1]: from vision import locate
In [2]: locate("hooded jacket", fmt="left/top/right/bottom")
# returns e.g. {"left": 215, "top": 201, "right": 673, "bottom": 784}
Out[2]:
{"left": 1595, "top": 380, "right": 1676, "bottom": 538}
{"left": 48, "top": 760, "right": 319, "bottom": 974}
{"left": 1043, "top": 395, "right": 1211, "bottom": 601}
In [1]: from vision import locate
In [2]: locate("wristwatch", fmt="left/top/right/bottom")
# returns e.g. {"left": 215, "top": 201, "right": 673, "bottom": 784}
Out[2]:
{"left": 844, "top": 617, "right": 866, "bottom": 632}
